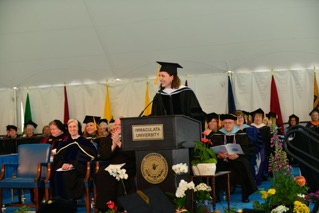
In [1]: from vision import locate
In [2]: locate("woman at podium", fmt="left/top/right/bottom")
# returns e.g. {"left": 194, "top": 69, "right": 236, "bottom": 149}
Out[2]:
{"left": 151, "top": 61, "right": 205, "bottom": 127}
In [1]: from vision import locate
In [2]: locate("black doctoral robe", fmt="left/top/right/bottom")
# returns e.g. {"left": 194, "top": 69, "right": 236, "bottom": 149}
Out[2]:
{"left": 40, "top": 133, "right": 68, "bottom": 149}
{"left": 94, "top": 136, "right": 136, "bottom": 211}
{"left": 151, "top": 86, "right": 206, "bottom": 128}
{"left": 52, "top": 136, "right": 97, "bottom": 200}
{"left": 212, "top": 129, "right": 257, "bottom": 198}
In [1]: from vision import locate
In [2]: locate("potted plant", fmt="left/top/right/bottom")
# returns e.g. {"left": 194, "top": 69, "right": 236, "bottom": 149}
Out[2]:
{"left": 252, "top": 133, "right": 309, "bottom": 213}
{"left": 194, "top": 183, "right": 213, "bottom": 213}
{"left": 191, "top": 132, "right": 217, "bottom": 176}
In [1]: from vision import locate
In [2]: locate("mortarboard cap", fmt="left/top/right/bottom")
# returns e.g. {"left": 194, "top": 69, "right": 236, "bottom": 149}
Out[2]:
{"left": 25, "top": 120, "right": 38, "bottom": 129}
{"left": 251, "top": 108, "right": 264, "bottom": 117}
{"left": 83, "top": 116, "right": 101, "bottom": 124}
{"left": 6, "top": 125, "right": 17, "bottom": 131}
{"left": 156, "top": 61, "right": 183, "bottom": 75}
{"left": 309, "top": 108, "right": 319, "bottom": 116}
{"left": 241, "top": 110, "right": 250, "bottom": 117}
{"left": 205, "top": 112, "right": 219, "bottom": 122}
{"left": 220, "top": 114, "right": 237, "bottom": 121}
{"left": 98, "top": 118, "right": 108, "bottom": 125}
{"left": 118, "top": 187, "right": 175, "bottom": 213}
{"left": 289, "top": 114, "right": 299, "bottom": 120}
{"left": 266, "top": 112, "right": 277, "bottom": 119}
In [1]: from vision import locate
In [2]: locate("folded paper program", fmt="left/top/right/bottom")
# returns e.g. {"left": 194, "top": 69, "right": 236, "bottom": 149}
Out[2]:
{"left": 211, "top": 143, "right": 244, "bottom": 155}
{"left": 105, "top": 163, "right": 126, "bottom": 171}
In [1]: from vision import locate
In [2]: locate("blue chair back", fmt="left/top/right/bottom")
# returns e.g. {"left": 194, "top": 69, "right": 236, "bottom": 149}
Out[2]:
{"left": 17, "top": 144, "right": 51, "bottom": 177}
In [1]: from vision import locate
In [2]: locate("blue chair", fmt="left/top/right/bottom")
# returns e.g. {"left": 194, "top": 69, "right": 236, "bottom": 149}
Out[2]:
{"left": 0, "top": 144, "right": 51, "bottom": 211}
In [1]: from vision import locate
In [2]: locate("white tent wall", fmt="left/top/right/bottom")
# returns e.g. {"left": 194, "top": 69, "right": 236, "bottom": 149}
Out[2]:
{"left": 0, "top": 89, "right": 16, "bottom": 132}
{"left": 0, "top": 69, "right": 315, "bottom": 135}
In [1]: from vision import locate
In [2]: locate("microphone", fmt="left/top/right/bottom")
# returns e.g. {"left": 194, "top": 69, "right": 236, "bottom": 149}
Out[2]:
{"left": 138, "top": 100, "right": 154, "bottom": 117}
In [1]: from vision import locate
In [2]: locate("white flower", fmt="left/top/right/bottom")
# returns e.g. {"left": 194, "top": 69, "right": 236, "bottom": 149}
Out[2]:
{"left": 195, "top": 183, "right": 211, "bottom": 192}
{"left": 172, "top": 163, "right": 188, "bottom": 175}
{"left": 106, "top": 166, "right": 128, "bottom": 181}
{"left": 175, "top": 179, "right": 195, "bottom": 198}
{"left": 271, "top": 205, "right": 289, "bottom": 213}
{"left": 188, "top": 181, "right": 195, "bottom": 190}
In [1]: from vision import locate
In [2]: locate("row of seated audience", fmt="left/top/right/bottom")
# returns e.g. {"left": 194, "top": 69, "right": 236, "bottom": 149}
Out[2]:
{"left": 202, "top": 108, "right": 319, "bottom": 203}
{"left": 3, "top": 107, "right": 318, "bottom": 141}
{"left": 2, "top": 108, "right": 319, "bottom": 211}
{"left": 40, "top": 117, "right": 134, "bottom": 211}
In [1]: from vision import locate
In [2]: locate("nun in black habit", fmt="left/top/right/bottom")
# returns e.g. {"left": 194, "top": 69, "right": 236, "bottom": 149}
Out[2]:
{"left": 52, "top": 119, "right": 97, "bottom": 200}
{"left": 211, "top": 114, "right": 257, "bottom": 203}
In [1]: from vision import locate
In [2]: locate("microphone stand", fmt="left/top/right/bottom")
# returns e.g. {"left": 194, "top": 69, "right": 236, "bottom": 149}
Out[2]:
{"left": 138, "top": 100, "right": 154, "bottom": 117}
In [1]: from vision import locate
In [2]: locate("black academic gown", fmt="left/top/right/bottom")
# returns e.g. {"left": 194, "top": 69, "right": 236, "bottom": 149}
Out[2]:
{"left": 94, "top": 136, "right": 136, "bottom": 211}
{"left": 52, "top": 136, "right": 97, "bottom": 200}
{"left": 151, "top": 86, "right": 206, "bottom": 129}
{"left": 40, "top": 133, "right": 68, "bottom": 149}
{"left": 212, "top": 129, "right": 257, "bottom": 197}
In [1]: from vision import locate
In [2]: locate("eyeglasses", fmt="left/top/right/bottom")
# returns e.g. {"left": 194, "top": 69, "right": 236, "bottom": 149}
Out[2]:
{"left": 223, "top": 122, "right": 234, "bottom": 125}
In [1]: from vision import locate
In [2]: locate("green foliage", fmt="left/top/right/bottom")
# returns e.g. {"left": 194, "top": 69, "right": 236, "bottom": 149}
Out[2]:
{"left": 253, "top": 132, "right": 309, "bottom": 212}
{"left": 191, "top": 139, "right": 217, "bottom": 165}
{"left": 13, "top": 206, "right": 30, "bottom": 213}
{"left": 270, "top": 171, "right": 308, "bottom": 208}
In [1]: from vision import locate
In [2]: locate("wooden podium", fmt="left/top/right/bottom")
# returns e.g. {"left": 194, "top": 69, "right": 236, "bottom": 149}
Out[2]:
{"left": 121, "top": 115, "right": 201, "bottom": 193}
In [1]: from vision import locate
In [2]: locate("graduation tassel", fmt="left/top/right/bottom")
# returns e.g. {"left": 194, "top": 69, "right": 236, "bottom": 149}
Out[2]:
{"left": 93, "top": 117, "right": 97, "bottom": 131}
{"left": 154, "top": 65, "right": 161, "bottom": 85}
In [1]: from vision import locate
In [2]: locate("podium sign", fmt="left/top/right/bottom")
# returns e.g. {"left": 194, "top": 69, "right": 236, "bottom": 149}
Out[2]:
{"left": 121, "top": 115, "right": 201, "bottom": 151}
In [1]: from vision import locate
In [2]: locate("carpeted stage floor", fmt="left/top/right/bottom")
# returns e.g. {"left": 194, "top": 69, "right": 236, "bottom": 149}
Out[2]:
{"left": 2, "top": 167, "right": 315, "bottom": 213}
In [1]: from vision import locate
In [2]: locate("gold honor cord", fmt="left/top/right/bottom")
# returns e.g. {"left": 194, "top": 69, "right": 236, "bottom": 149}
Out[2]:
{"left": 55, "top": 142, "right": 95, "bottom": 160}
{"left": 136, "top": 190, "right": 150, "bottom": 205}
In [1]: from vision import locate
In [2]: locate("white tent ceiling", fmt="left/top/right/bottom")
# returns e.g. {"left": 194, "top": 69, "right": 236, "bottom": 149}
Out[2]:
{"left": 0, "top": 0, "right": 319, "bottom": 89}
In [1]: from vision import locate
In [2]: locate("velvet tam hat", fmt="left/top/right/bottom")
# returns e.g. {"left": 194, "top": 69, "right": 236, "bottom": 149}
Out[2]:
{"left": 309, "top": 108, "right": 319, "bottom": 116}
{"left": 220, "top": 114, "right": 237, "bottom": 121}
{"left": 6, "top": 125, "right": 17, "bottom": 131}
{"left": 25, "top": 120, "right": 38, "bottom": 129}
{"left": 205, "top": 112, "right": 219, "bottom": 122}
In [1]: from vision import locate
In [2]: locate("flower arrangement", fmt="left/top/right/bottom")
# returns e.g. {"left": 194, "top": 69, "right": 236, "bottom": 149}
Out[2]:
{"left": 13, "top": 206, "right": 30, "bottom": 213}
{"left": 305, "top": 189, "right": 319, "bottom": 204}
{"left": 104, "top": 200, "right": 117, "bottom": 213}
{"left": 172, "top": 163, "right": 189, "bottom": 175}
{"left": 105, "top": 164, "right": 128, "bottom": 195}
{"left": 175, "top": 179, "right": 195, "bottom": 212}
{"left": 191, "top": 132, "right": 217, "bottom": 166}
{"left": 253, "top": 132, "right": 309, "bottom": 213}
{"left": 168, "top": 164, "right": 193, "bottom": 212}
{"left": 194, "top": 183, "right": 213, "bottom": 213}
{"left": 194, "top": 183, "right": 212, "bottom": 205}
{"left": 305, "top": 189, "right": 319, "bottom": 212}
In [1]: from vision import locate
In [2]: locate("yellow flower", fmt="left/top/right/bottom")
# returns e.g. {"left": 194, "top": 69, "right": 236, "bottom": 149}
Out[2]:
{"left": 293, "top": 200, "right": 310, "bottom": 213}
{"left": 260, "top": 190, "right": 268, "bottom": 199}
{"left": 267, "top": 188, "right": 276, "bottom": 195}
